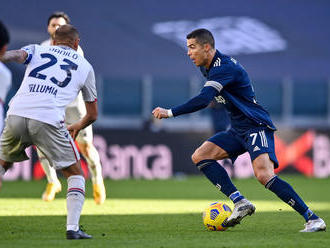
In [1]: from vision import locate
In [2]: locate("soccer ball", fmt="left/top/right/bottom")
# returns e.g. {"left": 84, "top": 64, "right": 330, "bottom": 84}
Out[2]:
{"left": 202, "top": 202, "right": 232, "bottom": 231}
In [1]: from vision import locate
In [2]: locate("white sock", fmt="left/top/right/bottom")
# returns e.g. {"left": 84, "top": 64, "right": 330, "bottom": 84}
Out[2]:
{"left": 37, "top": 149, "right": 60, "bottom": 184}
{"left": 66, "top": 175, "right": 85, "bottom": 231}
{"left": 84, "top": 145, "right": 103, "bottom": 185}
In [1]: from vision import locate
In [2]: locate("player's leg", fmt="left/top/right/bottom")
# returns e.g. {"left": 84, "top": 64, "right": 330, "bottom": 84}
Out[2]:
{"left": 36, "top": 147, "right": 62, "bottom": 201}
{"left": 66, "top": 96, "right": 106, "bottom": 204}
{"left": 253, "top": 154, "right": 326, "bottom": 232}
{"left": 192, "top": 141, "right": 242, "bottom": 201}
{"left": 78, "top": 141, "right": 103, "bottom": 186}
{"left": 30, "top": 119, "right": 91, "bottom": 239}
{"left": 0, "top": 160, "right": 13, "bottom": 190}
{"left": 77, "top": 140, "right": 106, "bottom": 204}
{"left": 191, "top": 130, "right": 255, "bottom": 226}
{"left": 0, "top": 115, "right": 32, "bottom": 189}
{"left": 61, "top": 162, "right": 91, "bottom": 239}
{"left": 76, "top": 126, "right": 105, "bottom": 205}
{"left": 249, "top": 128, "right": 326, "bottom": 232}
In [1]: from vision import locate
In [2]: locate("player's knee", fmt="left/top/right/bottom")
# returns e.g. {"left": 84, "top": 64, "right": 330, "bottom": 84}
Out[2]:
{"left": 255, "top": 172, "right": 270, "bottom": 185}
{"left": 253, "top": 154, "right": 275, "bottom": 185}
{"left": 191, "top": 148, "right": 206, "bottom": 164}
{"left": 61, "top": 162, "right": 83, "bottom": 178}
{"left": 191, "top": 151, "right": 200, "bottom": 164}
{"left": 254, "top": 166, "right": 274, "bottom": 185}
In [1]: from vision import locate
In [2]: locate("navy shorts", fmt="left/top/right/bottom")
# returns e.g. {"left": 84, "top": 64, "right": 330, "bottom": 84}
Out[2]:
{"left": 208, "top": 127, "right": 279, "bottom": 168}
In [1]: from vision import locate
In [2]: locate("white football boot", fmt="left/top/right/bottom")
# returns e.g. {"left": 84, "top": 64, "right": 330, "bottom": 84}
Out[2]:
{"left": 300, "top": 218, "right": 326, "bottom": 232}
{"left": 225, "top": 199, "right": 256, "bottom": 227}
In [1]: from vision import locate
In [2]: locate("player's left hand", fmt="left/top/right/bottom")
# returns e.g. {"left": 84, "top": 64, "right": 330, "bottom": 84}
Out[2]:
{"left": 152, "top": 107, "right": 169, "bottom": 119}
{"left": 67, "top": 123, "right": 81, "bottom": 140}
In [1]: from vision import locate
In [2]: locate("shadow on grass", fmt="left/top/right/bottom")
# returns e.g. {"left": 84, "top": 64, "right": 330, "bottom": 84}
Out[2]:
{"left": 0, "top": 211, "right": 329, "bottom": 248}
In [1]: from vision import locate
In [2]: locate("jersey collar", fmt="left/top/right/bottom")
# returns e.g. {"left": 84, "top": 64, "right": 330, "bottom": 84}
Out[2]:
{"left": 209, "top": 50, "right": 222, "bottom": 69}
{"left": 57, "top": 45, "right": 75, "bottom": 51}
{"left": 202, "top": 50, "right": 222, "bottom": 75}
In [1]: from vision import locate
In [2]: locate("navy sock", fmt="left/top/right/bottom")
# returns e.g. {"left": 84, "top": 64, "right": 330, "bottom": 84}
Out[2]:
{"left": 196, "top": 160, "right": 244, "bottom": 203}
{"left": 265, "top": 176, "right": 319, "bottom": 221}
{"left": 302, "top": 209, "right": 319, "bottom": 221}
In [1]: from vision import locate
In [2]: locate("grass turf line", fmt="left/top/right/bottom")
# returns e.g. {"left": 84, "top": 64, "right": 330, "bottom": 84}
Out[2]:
{"left": 0, "top": 175, "right": 329, "bottom": 248}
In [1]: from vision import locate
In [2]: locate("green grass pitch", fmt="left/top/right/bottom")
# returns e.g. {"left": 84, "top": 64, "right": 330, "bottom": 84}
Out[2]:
{"left": 0, "top": 175, "right": 329, "bottom": 248}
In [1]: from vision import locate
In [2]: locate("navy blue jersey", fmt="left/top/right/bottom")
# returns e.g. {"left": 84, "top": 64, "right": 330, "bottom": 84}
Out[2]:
{"left": 171, "top": 50, "right": 276, "bottom": 134}
{"left": 200, "top": 50, "right": 276, "bottom": 133}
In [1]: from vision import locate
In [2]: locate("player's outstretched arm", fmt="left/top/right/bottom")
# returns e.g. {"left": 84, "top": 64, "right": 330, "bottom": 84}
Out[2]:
{"left": 0, "top": 50, "right": 27, "bottom": 63}
{"left": 67, "top": 101, "right": 98, "bottom": 139}
{"left": 152, "top": 86, "right": 218, "bottom": 119}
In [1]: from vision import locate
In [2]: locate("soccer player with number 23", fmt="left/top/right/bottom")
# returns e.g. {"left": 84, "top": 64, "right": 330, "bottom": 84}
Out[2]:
{"left": 0, "top": 25, "right": 96, "bottom": 239}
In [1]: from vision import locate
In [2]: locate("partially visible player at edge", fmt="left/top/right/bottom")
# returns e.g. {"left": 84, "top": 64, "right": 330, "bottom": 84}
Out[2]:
{"left": 0, "top": 20, "right": 12, "bottom": 135}
{"left": 152, "top": 28, "right": 326, "bottom": 232}
{"left": 39, "top": 11, "right": 106, "bottom": 204}
{"left": 0, "top": 20, "right": 11, "bottom": 190}
{"left": 0, "top": 25, "right": 95, "bottom": 239}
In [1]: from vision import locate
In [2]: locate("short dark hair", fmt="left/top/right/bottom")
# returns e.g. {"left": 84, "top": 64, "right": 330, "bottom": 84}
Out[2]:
{"left": 47, "top": 11, "right": 71, "bottom": 26}
{"left": 186, "top": 28, "right": 215, "bottom": 48}
{"left": 54, "top": 24, "right": 79, "bottom": 43}
{"left": 0, "top": 20, "right": 10, "bottom": 49}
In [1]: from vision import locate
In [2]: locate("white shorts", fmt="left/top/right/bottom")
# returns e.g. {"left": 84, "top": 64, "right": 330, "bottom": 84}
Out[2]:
{"left": 65, "top": 92, "right": 93, "bottom": 144}
{"left": 0, "top": 115, "right": 80, "bottom": 169}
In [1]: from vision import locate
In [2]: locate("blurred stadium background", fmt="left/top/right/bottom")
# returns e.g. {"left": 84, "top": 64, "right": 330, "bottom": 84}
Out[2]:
{"left": 1, "top": 0, "right": 330, "bottom": 181}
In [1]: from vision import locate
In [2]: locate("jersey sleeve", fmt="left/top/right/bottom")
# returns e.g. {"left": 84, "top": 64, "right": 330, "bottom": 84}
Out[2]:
{"left": 171, "top": 86, "right": 218, "bottom": 117}
{"left": 20, "top": 44, "right": 36, "bottom": 65}
{"left": 204, "top": 65, "right": 235, "bottom": 93}
{"left": 81, "top": 67, "right": 97, "bottom": 102}
{"left": 0, "top": 64, "right": 12, "bottom": 102}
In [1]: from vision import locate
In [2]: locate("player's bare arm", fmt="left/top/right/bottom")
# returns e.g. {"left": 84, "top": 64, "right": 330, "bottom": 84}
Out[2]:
{"left": 0, "top": 50, "right": 27, "bottom": 63}
{"left": 67, "top": 101, "right": 98, "bottom": 139}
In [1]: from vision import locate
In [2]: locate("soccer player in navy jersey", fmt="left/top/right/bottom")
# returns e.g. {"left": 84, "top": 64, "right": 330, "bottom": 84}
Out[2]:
{"left": 152, "top": 28, "right": 326, "bottom": 232}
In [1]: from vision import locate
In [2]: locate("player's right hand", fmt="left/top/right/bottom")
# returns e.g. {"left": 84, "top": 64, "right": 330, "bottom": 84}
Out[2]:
{"left": 67, "top": 123, "right": 81, "bottom": 140}
{"left": 152, "top": 107, "right": 169, "bottom": 119}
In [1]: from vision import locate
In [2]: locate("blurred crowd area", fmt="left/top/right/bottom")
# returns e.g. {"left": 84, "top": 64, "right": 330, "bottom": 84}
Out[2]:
{"left": 2, "top": 0, "right": 330, "bottom": 132}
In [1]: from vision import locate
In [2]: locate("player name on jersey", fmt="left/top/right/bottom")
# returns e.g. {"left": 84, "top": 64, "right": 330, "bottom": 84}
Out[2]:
{"left": 49, "top": 47, "right": 78, "bottom": 60}
{"left": 28, "top": 83, "right": 57, "bottom": 96}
